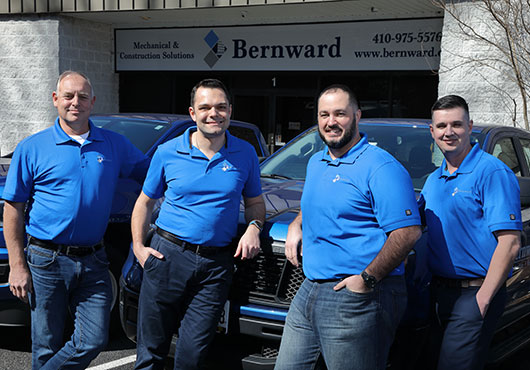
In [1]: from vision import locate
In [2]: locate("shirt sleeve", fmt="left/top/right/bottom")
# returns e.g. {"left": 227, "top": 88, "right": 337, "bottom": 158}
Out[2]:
{"left": 141, "top": 146, "right": 166, "bottom": 200}
{"left": 242, "top": 147, "right": 262, "bottom": 198}
{"left": 369, "top": 160, "right": 421, "bottom": 232}
{"left": 118, "top": 136, "right": 150, "bottom": 182}
{"left": 417, "top": 192, "right": 427, "bottom": 227}
{"left": 482, "top": 167, "right": 522, "bottom": 232}
{"left": 2, "top": 142, "right": 33, "bottom": 203}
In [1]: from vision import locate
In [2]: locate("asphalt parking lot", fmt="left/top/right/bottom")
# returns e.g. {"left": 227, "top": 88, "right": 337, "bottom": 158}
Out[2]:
{"left": 1, "top": 325, "right": 530, "bottom": 370}
{"left": 0, "top": 326, "right": 243, "bottom": 370}
{"left": 0, "top": 326, "right": 138, "bottom": 370}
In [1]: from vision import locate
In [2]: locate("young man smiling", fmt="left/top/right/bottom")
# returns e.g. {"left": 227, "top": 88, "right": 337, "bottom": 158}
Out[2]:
{"left": 276, "top": 84, "right": 421, "bottom": 370}
{"left": 421, "top": 95, "right": 522, "bottom": 370}
{"left": 132, "top": 79, "right": 265, "bottom": 370}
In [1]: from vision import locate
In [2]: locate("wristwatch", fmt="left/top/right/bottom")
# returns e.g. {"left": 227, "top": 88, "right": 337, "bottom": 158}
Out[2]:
{"left": 361, "top": 271, "right": 378, "bottom": 289}
{"left": 249, "top": 219, "right": 263, "bottom": 232}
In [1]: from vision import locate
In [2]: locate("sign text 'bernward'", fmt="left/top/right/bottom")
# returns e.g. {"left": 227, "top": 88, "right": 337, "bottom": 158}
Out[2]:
{"left": 232, "top": 37, "right": 341, "bottom": 59}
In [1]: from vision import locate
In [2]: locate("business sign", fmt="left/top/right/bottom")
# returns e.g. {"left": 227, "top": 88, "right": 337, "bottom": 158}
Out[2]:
{"left": 115, "top": 18, "right": 443, "bottom": 71}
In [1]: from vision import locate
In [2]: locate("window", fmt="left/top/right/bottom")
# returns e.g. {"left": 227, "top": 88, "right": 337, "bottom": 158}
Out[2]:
{"left": 492, "top": 137, "right": 521, "bottom": 176}
{"left": 91, "top": 117, "right": 171, "bottom": 154}
{"left": 519, "top": 138, "right": 530, "bottom": 175}
{"left": 229, "top": 126, "right": 265, "bottom": 158}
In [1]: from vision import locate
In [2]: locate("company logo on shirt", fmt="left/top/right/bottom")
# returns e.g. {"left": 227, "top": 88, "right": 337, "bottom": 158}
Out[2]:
{"left": 405, "top": 209, "right": 412, "bottom": 216}
{"left": 510, "top": 214, "right": 516, "bottom": 220}
{"left": 204, "top": 30, "right": 227, "bottom": 68}
{"left": 451, "top": 187, "right": 471, "bottom": 196}
{"left": 332, "top": 174, "right": 340, "bottom": 183}
{"left": 221, "top": 162, "right": 235, "bottom": 172}
{"left": 97, "top": 156, "right": 104, "bottom": 164}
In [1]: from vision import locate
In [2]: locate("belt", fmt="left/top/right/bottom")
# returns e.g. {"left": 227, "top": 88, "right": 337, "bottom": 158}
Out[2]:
{"left": 309, "top": 278, "right": 341, "bottom": 283}
{"left": 433, "top": 276, "right": 485, "bottom": 288}
{"left": 28, "top": 236, "right": 103, "bottom": 257}
{"left": 155, "top": 228, "right": 231, "bottom": 257}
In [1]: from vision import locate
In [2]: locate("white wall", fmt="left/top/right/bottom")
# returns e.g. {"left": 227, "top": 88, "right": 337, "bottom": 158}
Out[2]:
{"left": 0, "top": 16, "right": 59, "bottom": 155}
{"left": 438, "top": 2, "right": 528, "bottom": 129}
{"left": 0, "top": 15, "right": 118, "bottom": 156}
{"left": 58, "top": 16, "right": 118, "bottom": 117}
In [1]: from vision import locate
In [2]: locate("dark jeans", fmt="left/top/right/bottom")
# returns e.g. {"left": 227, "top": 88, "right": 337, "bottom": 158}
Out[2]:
{"left": 428, "top": 283, "right": 507, "bottom": 370}
{"left": 275, "top": 276, "right": 407, "bottom": 370}
{"left": 135, "top": 233, "right": 234, "bottom": 370}
{"left": 27, "top": 244, "right": 112, "bottom": 370}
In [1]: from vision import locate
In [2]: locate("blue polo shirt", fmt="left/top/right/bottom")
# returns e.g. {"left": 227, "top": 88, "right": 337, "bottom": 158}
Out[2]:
{"left": 2, "top": 118, "right": 149, "bottom": 245}
{"left": 421, "top": 143, "right": 522, "bottom": 279}
{"left": 301, "top": 133, "right": 421, "bottom": 281}
{"left": 143, "top": 127, "right": 262, "bottom": 247}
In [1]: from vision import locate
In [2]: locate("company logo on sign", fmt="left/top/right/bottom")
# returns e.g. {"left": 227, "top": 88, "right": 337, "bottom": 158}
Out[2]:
{"left": 204, "top": 30, "right": 227, "bottom": 68}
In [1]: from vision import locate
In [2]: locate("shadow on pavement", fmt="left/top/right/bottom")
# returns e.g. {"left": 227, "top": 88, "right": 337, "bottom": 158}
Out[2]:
{"left": 106, "top": 331, "right": 136, "bottom": 351}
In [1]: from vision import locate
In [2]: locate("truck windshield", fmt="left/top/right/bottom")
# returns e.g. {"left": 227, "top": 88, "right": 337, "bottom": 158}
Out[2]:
{"left": 261, "top": 122, "right": 485, "bottom": 190}
{"left": 91, "top": 117, "right": 171, "bottom": 154}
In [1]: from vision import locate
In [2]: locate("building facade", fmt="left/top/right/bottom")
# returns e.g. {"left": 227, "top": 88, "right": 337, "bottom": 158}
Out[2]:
{"left": 0, "top": 0, "right": 525, "bottom": 155}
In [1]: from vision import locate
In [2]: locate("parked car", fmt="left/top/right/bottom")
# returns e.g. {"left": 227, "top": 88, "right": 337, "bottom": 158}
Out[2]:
{"left": 0, "top": 157, "right": 31, "bottom": 327}
{"left": 0, "top": 114, "right": 269, "bottom": 329}
{"left": 119, "top": 118, "right": 530, "bottom": 369}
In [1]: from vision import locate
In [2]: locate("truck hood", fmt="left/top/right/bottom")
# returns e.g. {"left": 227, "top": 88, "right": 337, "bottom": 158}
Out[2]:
{"left": 261, "top": 178, "right": 303, "bottom": 215}
{"left": 259, "top": 178, "right": 304, "bottom": 243}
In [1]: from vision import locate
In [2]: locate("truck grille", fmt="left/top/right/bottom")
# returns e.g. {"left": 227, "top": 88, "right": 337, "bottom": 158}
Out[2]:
{"left": 262, "top": 343, "right": 280, "bottom": 358}
{"left": 279, "top": 261, "right": 305, "bottom": 301}
{"left": 231, "top": 250, "right": 305, "bottom": 306}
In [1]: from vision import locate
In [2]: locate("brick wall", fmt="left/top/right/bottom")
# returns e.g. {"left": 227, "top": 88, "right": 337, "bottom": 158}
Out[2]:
{"left": 0, "top": 16, "right": 59, "bottom": 155}
{"left": 0, "top": 15, "right": 118, "bottom": 155}
{"left": 58, "top": 16, "right": 118, "bottom": 117}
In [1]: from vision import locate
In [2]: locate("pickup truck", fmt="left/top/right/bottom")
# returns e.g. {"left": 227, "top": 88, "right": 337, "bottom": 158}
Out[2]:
{"left": 119, "top": 118, "right": 530, "bottom": 369}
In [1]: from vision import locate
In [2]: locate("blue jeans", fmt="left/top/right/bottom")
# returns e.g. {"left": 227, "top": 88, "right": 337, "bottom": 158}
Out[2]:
{"left": 135, "top": 233, "right": 234, "bottom": 370}
{"left": 275, "top": 276, "right": 407, "bottom": 370}
{"left": 428, "top": 283, "right": 506, "bottom": 370}
{"left": 27, "top": 244, "right": 112, "bottom": 370}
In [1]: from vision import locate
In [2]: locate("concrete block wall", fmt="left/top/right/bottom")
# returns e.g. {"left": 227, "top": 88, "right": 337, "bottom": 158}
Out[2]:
{"left": 58, "top": 16, "right": 118, "bottom": 117}
{"left": 438, "top": 2, "right": 528, "bottom": 129}
{"left": 0, "top": 16, "right": 60, "bottom": 156}
{"left": 0, "top": 15, "right": 118, "bottom": 156}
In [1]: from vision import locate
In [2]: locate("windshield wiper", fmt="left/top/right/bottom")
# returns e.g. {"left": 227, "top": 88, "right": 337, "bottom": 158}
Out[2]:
{"left": 261, "top": 173, "right": 293, "bottom": 180}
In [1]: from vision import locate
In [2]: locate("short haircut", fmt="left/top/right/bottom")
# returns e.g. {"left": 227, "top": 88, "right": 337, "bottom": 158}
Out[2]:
{"left": 431, "top": 95, "right": 469, "bottom": 120}
{"left": 56, "top": 70, "right": 94, "bottom": 97}
{"left": 318, "top": 84, "right": 359, "bottom": 110}
{"left": 190, "top": 79, "right": 231, "bottom": 106}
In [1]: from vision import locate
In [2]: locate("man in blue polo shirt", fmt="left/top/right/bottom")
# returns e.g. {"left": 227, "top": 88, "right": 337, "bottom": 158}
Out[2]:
{"left": 3, "top": 71, "right": 149, "bottom": 369}
{"left": 131, "top": 78, "right": 265, "bottom": 370}
{"left": 421, "top": 95, "right": 522, "bottom": 370}
{"left": 275, "top": 85, "right": 422, "bottom": 370}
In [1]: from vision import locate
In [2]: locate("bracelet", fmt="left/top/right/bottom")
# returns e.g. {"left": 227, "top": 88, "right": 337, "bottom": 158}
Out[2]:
{"left": 249, "top": 219, "right": 263, "bottom": 232}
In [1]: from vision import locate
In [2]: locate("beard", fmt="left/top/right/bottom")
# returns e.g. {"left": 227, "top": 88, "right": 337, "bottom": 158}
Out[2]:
{"left": 318, "top": 118, "right": 357, "bottom": 149}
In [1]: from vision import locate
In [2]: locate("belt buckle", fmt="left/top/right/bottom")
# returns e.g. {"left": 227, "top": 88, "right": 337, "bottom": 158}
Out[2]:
{"left": 65, "top": 245, "right": 93, "bottom": 256}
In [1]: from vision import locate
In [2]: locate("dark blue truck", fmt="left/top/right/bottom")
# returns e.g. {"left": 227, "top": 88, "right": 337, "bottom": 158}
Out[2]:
{"left": 120, "top": 118, "right": 530, "bottom": 369}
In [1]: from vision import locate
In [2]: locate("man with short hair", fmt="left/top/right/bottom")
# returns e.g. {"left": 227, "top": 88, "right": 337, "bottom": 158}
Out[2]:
{"left": 422, "top": 95, "right": 522, "bottom": 370}
{"left": 3, "top": 70, "right": 149, "bottom": 369}
{"left": 275, "top": 84, "right": 422, "bottom": 370}
{"left": 132, "top": 78, "right": 265, "bottom": 370}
